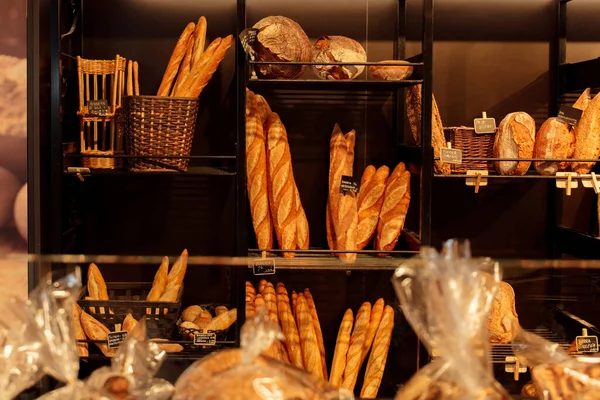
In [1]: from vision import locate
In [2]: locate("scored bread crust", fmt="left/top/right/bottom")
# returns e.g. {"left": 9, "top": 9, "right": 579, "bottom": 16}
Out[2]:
{"left": 342, "top": 302, "right": 371, "bottom": 390}
{"left": 361, "top": 298, "right": 385, "bottom": 367}
{"left": 488, "top": 281, "right": 519, "bottom": 344}
{"left": 360, "top": 305, "right": 395, "bottom": 399}
{"left": 326, "top": 124, "right": 347, "bottom": 252}
{"left": 87, "top": 263, "right": 108, "bottom": 300}
{"left": 296, "top": 294, "right": 324, "bottom": 378}
{"left": 375, "top": 162, "right": 411, "bottom": 253}
{"left": 572, "top": 92, "right": 600, "bottom": 174}
{"left": 166, "top": 249, "right": 188, "bottom": 292}
{"left": 533, "top": 118, "right": 574, "bottom": 175}
{"left": 494, "top": 112, "right": 536, "bottom": 175}
{"left": 157, "top": 22, "right": 195, "bottom": 96}
{"left": 330, "top": 309, "right": 354, "bottom": 387}
{"left": 147, "top": 256, "right": 169, "bottom": 303}
{"left": 304, "top": 289, "right": 327, "bottom": 379}
{"left": 357, "top": 166, "right": 390, "bottom": 250}
{"left": 277, "top": 284, "right": 303, "bottom": 369}
{"left": 73, "top": 303, "right": 88, "bottom": 357}
{"left": 81, "top": 311, "right": 115, "bottom": 357}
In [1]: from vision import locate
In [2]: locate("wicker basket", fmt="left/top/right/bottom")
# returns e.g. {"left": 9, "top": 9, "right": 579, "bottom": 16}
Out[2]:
{"left": 125, "top": 95, "right": 200, "bottom": 171}
{"left": 78, "top": 282, "right": 183, "bottom": 338}
{"left": 176, "top": 304, "right": 232, "bottom": 349}
{"left": 445, "top": 126, "right": 496, "bottom": 173}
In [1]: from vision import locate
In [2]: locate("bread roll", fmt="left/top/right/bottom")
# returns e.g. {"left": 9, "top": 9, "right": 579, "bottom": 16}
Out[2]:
{"left": 252, "top": 16, "right": 312, "bottom": 79}
{"left": 533, "top": 118, "right": 574, "bottom": 175}
{"left": 375, "top": 162, "right": 411, "bottom": 253}
{"left": 296, "top": 294, "right": 323, "bottom": 378}
{"left": 572, "top": 92, "right": 600, "bottom": 174}
{"left": 166, "top": 249, "right": 188, "bottom": 292}
{"left": 357, "top": 166, "right": 389, "bottom": 250}
{"left": 360, "top": 305, "right": 394, "bottom": 399}
{"left": 311, "top": 36, "right": 366, "bottom": 80}
{"left": 493, "top": 112, "right": 536, "bottom": 175}
{"left": 182, "top": 305, "right": 204, "bottom": 322}
{"left": 215, "top": 306, "right": 228, "bottom": 316}
{"left": 193, "top": 311, "right": 212, "bottom": 329}
{"left": 73, "top": 303, "right": 88, "bottom": 357}
{"left": 330, "top": 309, "right": 353, "bottom": 387}
{"left": 488, "top": 281, "right": 519, "bottom": 344}
{"left": 369, "top": 60, "right": 413, "bottom": 81}
{"left": 342, "top": 302, "right": 371, "bottom": 390}
{"left": 13, "top": 183, "right": 27, "bottom": 240}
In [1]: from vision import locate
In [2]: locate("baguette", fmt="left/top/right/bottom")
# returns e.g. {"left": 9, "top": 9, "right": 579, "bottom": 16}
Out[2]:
{"left": 255, "top": 94, "right": 272, "bottom": 124}
{"left": 360, "top": 305, "right": 395, "bottom": 399}
{"left": 146, "top": 256, "right": 169, "bottom": 314}
{"left": 572, "top": 92, "right": 600, "bottom": 174}
{"left": 246, "top": 299, "right": 256, "bottom": 319}
{"left": 246, "top": 104, "right": 274, "bottom": 251}
{"left": 123, "top": 313, "right": 138, "bottom": 334}
{"left": 375, "top": 162, "right": 411, "bottom": 253}
{"left": 87, "top": 263, "right": 108, "bottom": 314}
{"left": 326, "top": 124, "right": 346, "bottom": 252}
{"left": 294, "top": 186, "right": 310, "bottom": 250}
{"left": 330, "top": 309, "right": 354, "bottom": 387}
{"left": 157, "top": 22, "right": 196, "bottom": 96}
{"left": 160, "top": 285, "right": 180, "bottom": 315}
{"left": 126, "top": 60, "right": 133, "bottom": 96}
{"left": 342, "top": 302, "right": 371, "bottom": 390}
{"left": 81, "top": 311, "right": 116, "bottom": 357}
{"left": 165, "top": 249, "right": 188, "bottom": 292}
{"left": 292, "top": 291, "right": 298, "bottom": 319}
{"left": 361, "top": 298, "right": 385, "bottom": 366}
{"left": 296, "top": 294, "right": 324, "bottom": 379}
{"left": 304, "top": 289, "right": 327, "bottom": 379}
{"left": 262, "top": 282, "right": 278, "bottom": 324}
{"left": 171, "top": 37, "right": 195, "bottom": 96}
{"left": 175, "top": 37, "right": 221, "bottom": 97}
{"left": 184, "top": 35, "right": 233, "bottom": 98}
{"left": 205, "top": 308, "right": 237, "bottom": 331}
{"left": 494, "top": 112, "right": 536, "bottom": 175}
{"left": 192, "top": 16, "right": 208, "bottom": 68}
{"left": 258, "top": 279, "right": 268, "bottom": 294}
{"left": 246, "top": 281, "right": 256, "bottom": 296}
{"left": 266, "top": 113, "right": 298, "bottom": 257}
{"left": 254, "top": 294, "right": 266, "bottom": 312}
{"left": 73, "top": 303, "right": 88, "bottom": 357}
{"left": 277, "top": 284, "right": 303, "bottom": 369}
{"left": 357, "top": 166, "right": 390, "bottom": 250}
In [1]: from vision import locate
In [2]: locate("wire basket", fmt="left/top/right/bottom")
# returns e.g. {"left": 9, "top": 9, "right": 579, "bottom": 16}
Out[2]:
{"left": 176, "top": 304, "right": 233, "bottom": 349}
{"left": 445, "top": 126, "right": 496, "bottom": 173}
{"left": 78, "top": 282, "right": 183, "bottom": 339}
{"left": 125, "top": 95, "right": 200, "bottom": 172}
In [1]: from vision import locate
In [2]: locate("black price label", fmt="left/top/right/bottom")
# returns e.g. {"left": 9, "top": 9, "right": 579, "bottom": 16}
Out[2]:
{"left": 87, "top": 99, "right": 109, "bottom": 116}
{"left": 474, "top": 118, "right": 497, "bottom": 134}
{"left": 557, "top": 105, "right": 583, "bottom": 126}
{"left": 440, "top": 148, "right": 462, "bottom": 164}
{"left": 253, "top": 258, "right": 276, "bottom": 276}
{"left": 194, "top": 332, "right": 217, "bottom": 346}
{"left": 107, "top": 331, "right": 128, "bottom": 349}
{"left": 239, "top": 28, "right": 259, "bottom": 56}
{"left": 576, "top": 335, "right": 599, "bottom": 353}
{"left": 340, "top": 176, "right": 359, "bottom": 194}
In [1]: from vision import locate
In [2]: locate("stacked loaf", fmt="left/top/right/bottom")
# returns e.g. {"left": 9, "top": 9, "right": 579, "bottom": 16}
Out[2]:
{"left": 179, "top": 304, "right": 237, "bottom": 334}
{"left": 246, "top": 90, "right": 309, "bottom": 257}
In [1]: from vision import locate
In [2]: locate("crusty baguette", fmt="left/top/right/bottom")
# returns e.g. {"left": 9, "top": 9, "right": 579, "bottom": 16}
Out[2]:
{"left": 533, "top": 118, "right": 575, "bottom": 175}
{"left": 184, "top": 35, "right": 233, "bottom": 98}
{"left": 375, "top": 162, "right": 411, "bottom": 253}
{"left": 246, "top": 299, "right": 256, "bottom": 319}
{"left": 175, "top": 37, "right": 221, "bottom": 97}
{"left": 326, "top": 124, "right": 347, "bottom": 252}
{"left": 157, "top": 22, "right": 196, "bottom": 96}
{"left": 304, "top": 289, "right": 327, "bottom": 379}
{"left": 159, "top": 285, "right": 180, "bottom": 315}
{"left": 146, "top": 256, "right": 169, "bottom": 314}
{"left": 265, "top": 112, "right": 298, "bottom": 257}
{"left": 330, "top": 309, "right": 354, "bottom": 387}
{"left": 255, "top": 94, "right": 272, "bottom": 124}
{"left": 87, "top": 263, "right": 108, "bottom": 314}
{"left": 171, "top": 37, "right": 195, "bottom": 96}
{"left": 73, "top": 303, "right": 88, "bottom": 357}
{"left": 296, "top": 294, "right": 324, "bottom": 379}
{"left": 205, "top": 308, "right": 237, "bottom": 331}
{"left": 294, "top": 186, "right": 310, "bottom": 250}
{"left": 191, "top": 16, "right": 207, "bottom": 69}
{"left": 277, "top": 284, "right": 303, "bottom": 369}
{"left": 254, "top": 293, "right": 266, "bottom": 311}
{"left": 361, "top": 298, "right": 385, "bottom": 366}
{"left": 357, "top": 166, "right": 390, "bottom": 250}
{"left": 360, "top": 305, "right": 395, "bottom": 399}
{"left": 342, "top": 302, "right": 371, "bottom": 390}
{"left": 246, "top": 281, "right": 256, "bottom": 296}
{"left": 258, "top": 279, "right": 268, "bottom": 294}
{"left": 262, "top": 282, "right": 278, "bottom": 325}
{"left": 572, "top": 92, "right": 600, "bottom": 174}
{"left": 81, "top": 311, "right": 116, "bottom": 357}
{"left": 292, "top": 291, "right": 298, "bottom": 319}
{"left": 246, "top": 104, "right": 274, "bottom": 251}
{"left": 494, "top": 112, "right": 536, "bottom": 175}
{"left": 165, "top": 249, "right": 188, "bottom": 292}
{"left": 123, "top": 313, "right": 138, "bottom": 334}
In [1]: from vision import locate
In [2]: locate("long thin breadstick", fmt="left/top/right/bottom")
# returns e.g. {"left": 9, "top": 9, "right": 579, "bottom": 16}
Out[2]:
{"left": 174, "top": 37, "right": 221, "bottom": 97}
{"left": 184, "top": 35, "right": 233, "bottom": 98}
{"left": 133, "top": 61, "right": 139, "bottom": 96}
{"left": 172, "top": 38, "right": 195, "bottom": 96}
{"left": 330, "top": 309, "right": 354, "bottom": 387}
{"left": 157, "top": 22, "right": 195, "bottom": 96}
{"left": 296, "top": 294, "right": 324, "bottom": 378}
{"left": 360, "top": 306, "right": 395, "bottom": 399}
{"left": 304, "top": 289, "right": 327, "bottom": 379}
{"left": 342, "top": 302, "right": 371, "bottom": 390}
{"left": 192, "top": 16, "right": 207, "bottom": 66}
{"left": 361, "top": 298, "right": 385, "bottom": 367}
{"left": 126, "top": 60, "right": 133, "bottom": 96}
{"left": 277, "top": 283, "right": 303, "bottom": 369}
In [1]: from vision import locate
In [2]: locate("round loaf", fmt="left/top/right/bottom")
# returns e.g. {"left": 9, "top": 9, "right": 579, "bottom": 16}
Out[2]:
{"left": 182, "top": 305, "right": 204, "bottom": 322}
{"left": 369, "top": 60, "right": 413, "bottom": 81}
{"left": 493, "top": 112, "right": 536, "bottom": 175}
{"left": 252, "top": 16, "right": 312, "bottom": 79}
{"left": 311, "top": 36, "right": 366, "bottom": 80}
{"left": 533, "top": 118, "right": 575, "bottom": 175}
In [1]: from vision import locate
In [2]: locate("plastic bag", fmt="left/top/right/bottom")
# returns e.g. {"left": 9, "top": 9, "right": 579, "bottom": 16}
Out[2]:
{"left": 392, "top": 239, "right": 512, "bottom": 400}
{"left": 173, "top": 307, "right": 354, "bottom": 400}
{"left": 512, "top": 327, "right": 600, "bottom": 399}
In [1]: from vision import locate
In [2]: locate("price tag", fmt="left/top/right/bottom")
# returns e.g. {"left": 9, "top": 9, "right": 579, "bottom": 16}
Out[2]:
{"left": 576, "top": 335, "right": 599, "bottom": 353}
{"left": 194, "top": 332, "right": 217, "bottom": 346}
{"left": 474, "top": 117, "right": 496, "bottom": 134}
{"left": 107, "top": 331, "right": 128, "bottom": 349}
{"left": 557, "top": 105, "right": 583, "bottom": 126}
{"left": 440, "top": 147, "right": 462, "bottom": 164}
{"left": 340, "top": 176, "right": 359, "bottom": 194}
{"left": 239, "top": 28, "right": 259, "bottom": 57}
{"left": 87, "top": 99, "right": 109, "bottom": 116}
{"left": 253, "top": 258, "right": 276, "bottom": 276}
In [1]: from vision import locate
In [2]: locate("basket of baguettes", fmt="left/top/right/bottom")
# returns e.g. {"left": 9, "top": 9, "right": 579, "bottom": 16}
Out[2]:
{"left": 76, "top": 250, "right": 189, "bottom": 355}
{"left": 177, "top": 303, "right": 237, "bottom": 348}
{"left": 125, "top": 17, "right": 233, "bottom": 172}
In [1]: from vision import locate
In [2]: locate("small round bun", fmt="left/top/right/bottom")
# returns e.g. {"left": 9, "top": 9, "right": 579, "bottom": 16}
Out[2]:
{"left": 182, "top": 305, "right": 204, "bottom": 322}
{"left": 369, "top": 60, "right": 413, "bottom": 81}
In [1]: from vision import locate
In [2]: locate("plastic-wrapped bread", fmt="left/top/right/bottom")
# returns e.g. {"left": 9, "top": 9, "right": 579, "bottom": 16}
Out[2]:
{"left": 572, "top": 92, "right": 600, "bottom": 174}
{"left": 341, "top": 302, "right": 371, "bottom": 390}
{"left": 296, "top": 294, "right": 324, "bottom": 378}
{"left": 494, "top": 112, "right": 536, "bottom": 175}
{"left": 360, "top": 305, "right": 395, "bottom": 399}
{"left": 357, "top": 166, "right": 389, "bottom": 250}
{"left": 375, "top": 162, "right": 411, "bottom": 253}
{"left": 330, "top": 309, "right": 354, "bottom": 387}
{"left": 304, "top": 289, "right": 327, "bottom": 379}
{"left": 361, "top": 298, "right": 385, "bottom": 366}
{"left": 277, "top": 284, "right": 303, "bottom": 369}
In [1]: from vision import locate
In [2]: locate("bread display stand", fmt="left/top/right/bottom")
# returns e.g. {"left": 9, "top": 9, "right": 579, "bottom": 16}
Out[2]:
{"left": 556, "top": 172, "right": 579, "bottom": 196}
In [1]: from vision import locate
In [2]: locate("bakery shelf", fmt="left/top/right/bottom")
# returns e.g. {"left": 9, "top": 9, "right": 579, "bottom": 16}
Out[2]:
{"left": 63, "top": 166, "right": 236, "bottom": 177}
{"left": 555, "top": 226, "right": 600, "bottom": 259}
{"left": 80, "top": 340, "right": 237, "bottom": 361}
{"left": 560, "top": 57, "right": 600, "bottom": 93}
{"left": 247, "top": 77, "right": 423, "bottom": 92}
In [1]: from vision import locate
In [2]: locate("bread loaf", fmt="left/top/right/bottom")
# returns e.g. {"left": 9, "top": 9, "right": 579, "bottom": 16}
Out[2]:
{"left": 369, "top": 60, "right": 413, "bottom": 81}
{"left": 296, "top": 294, "right": 324, "bottom": 379}
{"left": 357, "top": 166, "right": 389, "bottom": 250}
{"left": 81, "top": 311, "right": 116, "bottom": 357}
{"left": 265, "top": 113, "right": 298, "bottom": 257}
{"left": 304, "top": 289, "right": 327, "bottom": 379}
{"left": 572, "top": 92, "right": 600, "bottom": 174}
{"left": 157, "top": 22, "right": 195, "bottom": 96}
{"left": 252, "top": 16, "right": 312, "bottom": 79}
{"left": 123, "top": 313, "right": 138, "bottom": 334}
{"left": 255, "top": 93, "right": 272, "bottom": 124}
{"left": 215, "top": 305, "right": 228, "bottom": 316}
{"left": 375, "top": 162, "right": 411, "bottom": 253}
{"left": 183, "top": 35, "right": 233, "bottom": 98}
{"left": 360, "top": 305, "right": 395, "bottom": 399}
{"left": 326, "top": 124, "right": 346, "bottom": 251}
{"left": 191, "top": 16, "right": 208, "bottom": 68}
{"left": 165, "top": 249, "right": 188, "bottom": 292}
{"left": 311, "top": 36, "right": 366, "bottom": 80}
{"left": 361, "top": 298, "right": 385, "bottom": 366}
{"left": 342, "top": 302, "right": 371, "bottom": 390}
{"left": 205, "top": 308, "right": 237, "bottom": 331}
{"left": 493, "top": 112, "right": 536, "bottom": 175}
{"left": 533, "top": 118, "right": 575, "bottom": 175}
{"left": 73, "top": 303, "right": 88, "bottom": 357}
{"left": 171, "top": 37, "right": 195, "bottom": 96}
{"left": 194, "top": 310, "right": 212, "bottom": 329}
{"left": 330, "top": 309, "right": 353, "bottom": 387}
{"left": 277, "top": 284, "right": 303, "bottom": 369}
{"left": 87, "top": 263, "right": 108, "bottom": 314}
{"left": 146, "top": 256, "right": 169, "bottom": 314}
{"left": 182, "top": 305, "right": 204, "bottom": 322}
{"left": 488, "top": 281, "right": 519, "bottom": 344}
{"left": 294, "top": 186, "right": 310, "bottom": 250}
{"left": 571, "top": 88, "right": 592, "bottom": 139}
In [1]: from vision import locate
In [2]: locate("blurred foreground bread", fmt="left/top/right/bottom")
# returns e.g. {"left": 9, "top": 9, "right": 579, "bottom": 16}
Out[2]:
{"left": 533, "top": 118, "right": 575, "bottom": 175}
{"left": 521, "top": 382, "right": 538, "bottom": 397}
{"left": 494, "top": 112, "right": 536, "bottom": 175}
{"left": 182, "top": 305, "right": 204, "bottom": 322}
{"left": 488, "top": 281, "right": 519, "bottom": 344}
{"left": 357, "top": 166, "right": 389, "bottom": 250}
{"left": 73, "top": 303, "right": 88, "bottom": 357}
{"left": 572, "top": 92, "right": 600, "bottom": 174}
{"left": 342, "top": 302, "right": 371, "bottom": 390}
{"left": 361, "top": 305, "right": 395, "bottom": 399}
{"left": 369, "top": 60, "right": 413, "bottom": 81}
{"left": 81, "top": 311, "right": 116, "bottom": 357}
{"left": 330, "top": 309, "right": 354, "bottom": 387}
{"left": 375, "top": 162, "right": 411, "bottom": 253}
{"left": 532, "top": 362, "right": 600, "bottom": 400}
{"left": 312, "top": 36, "right": 366, "bottom": 80}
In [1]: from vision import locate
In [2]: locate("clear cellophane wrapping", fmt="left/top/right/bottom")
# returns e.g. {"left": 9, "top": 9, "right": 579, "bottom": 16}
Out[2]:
{"left": 173, "top": 307, "right": 354, "bottom": 400}
{"left": 512, "top": 327, "right": 600, "bottom": 399}
{"left": 392, "top": 239, "right": 513, "bottom": 400}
